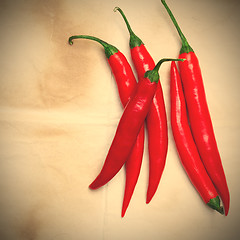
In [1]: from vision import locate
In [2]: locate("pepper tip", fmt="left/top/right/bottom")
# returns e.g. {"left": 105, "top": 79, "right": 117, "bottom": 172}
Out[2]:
{"left": 146, "top": 194, "right": 153, "bottom": 204}
{"left": 121, "top": 209, "right": 126, "bottom": 218}
{"left": 88, "top": 182, "right": 96, "bottom": 190}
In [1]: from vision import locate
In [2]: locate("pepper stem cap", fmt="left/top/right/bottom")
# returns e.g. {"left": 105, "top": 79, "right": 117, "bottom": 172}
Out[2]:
{"left": 144, "top": 58, "right": 185, "bottom": 83}
{"left": 207, "top": 196, "right": 224, "bottom": 215}
{"left": 114, "top": 7, "right": 144, "bottom": 48}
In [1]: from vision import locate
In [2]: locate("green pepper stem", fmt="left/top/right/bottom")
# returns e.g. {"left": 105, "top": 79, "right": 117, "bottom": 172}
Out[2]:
{"left": 145, "top": 58, "right": 185, "bottom": 83}
{"left": 114, "top": 7, "right": 134, "bottom": 36}
{"left": 114, "top": 7, "right": 143, "bottom": 48}
{"left": 161, "top": 0, "right": 193, "bottom": 54}
{"left": 68, "top": 35, "right": 118, "bottom": 59}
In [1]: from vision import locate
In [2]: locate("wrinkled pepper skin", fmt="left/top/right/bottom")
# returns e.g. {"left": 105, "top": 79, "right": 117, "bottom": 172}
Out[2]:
{"left": 178, "top": 52, "right": 230, "bottom": 215}
{"left": 170, "top": 61, "right": 221, "bottom": 207}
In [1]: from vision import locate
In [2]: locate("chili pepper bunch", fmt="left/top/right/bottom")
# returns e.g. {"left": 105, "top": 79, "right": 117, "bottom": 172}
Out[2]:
{"left": 68, "top": 0, "right": 229, "bottom": 217}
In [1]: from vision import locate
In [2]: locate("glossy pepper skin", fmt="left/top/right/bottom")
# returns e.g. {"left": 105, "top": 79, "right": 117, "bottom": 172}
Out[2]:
{"left": 88, "top": 58, "right": 181, "bottom": 190}
{"left": 108, "top": 49, "right": 145, "bottom": 218}
{"left": 114, "top": 7, "right": 168, "bottom": 204}
{"left": 161, "top": 0, "right": 230, "bottom": 215}
{"left": 68, "top": 35, "right": 144, "bottom": 217}
{"left": 170, "top": 61, "right": 223, "bottom": 214}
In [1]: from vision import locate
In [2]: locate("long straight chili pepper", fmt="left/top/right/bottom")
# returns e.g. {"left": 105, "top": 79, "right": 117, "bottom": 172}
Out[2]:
{"left": 161, "top": 0, "right": 230, "bottom": 215}
{"left": 68, "top": 35, "right": 144, "bottom": 217}
{"left": 89, "top": 58, "right": 184, "bottom": 190}
{"left": 170, "top": 61, "right": 223, "bottom": 214}
{"left": 114, "top": 6, "right": 168, "bottom": 204}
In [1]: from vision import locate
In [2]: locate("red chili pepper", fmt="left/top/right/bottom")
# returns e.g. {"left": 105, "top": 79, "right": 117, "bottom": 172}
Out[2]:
{"left": 170, "top": 61, "right": 223, "bottom": 214}
{"left": 68, "top": 35, "right": 144, "bottom": 217}
{"left": 114, "top": 7, "right": 168, "bottom": 204}
{"left": 88, "top": 58, "right": 182, "bottom": 191}
{"left": 161, "top": 0, "right": 230, "bottom": 215}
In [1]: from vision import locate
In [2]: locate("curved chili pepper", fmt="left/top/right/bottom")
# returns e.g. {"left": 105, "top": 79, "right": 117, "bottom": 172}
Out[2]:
{"left": 161, "top": 0, "right": 229, "bottom": 215}
{"left": 88, "top": 58, "right": 183, "bottom": 191}
{"left": 170, "top": 61, "right": 223, "bottom": 214}
{"left": 68, "top": 35, "right": 144, "bottom": 217}
{"left": 114, "top": 7, "right": 168, "bottom": 204}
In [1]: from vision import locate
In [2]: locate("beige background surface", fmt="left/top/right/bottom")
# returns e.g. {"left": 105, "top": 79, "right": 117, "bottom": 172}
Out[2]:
{"left": 0, "top": 0, "right": 240, "bottom": 239}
